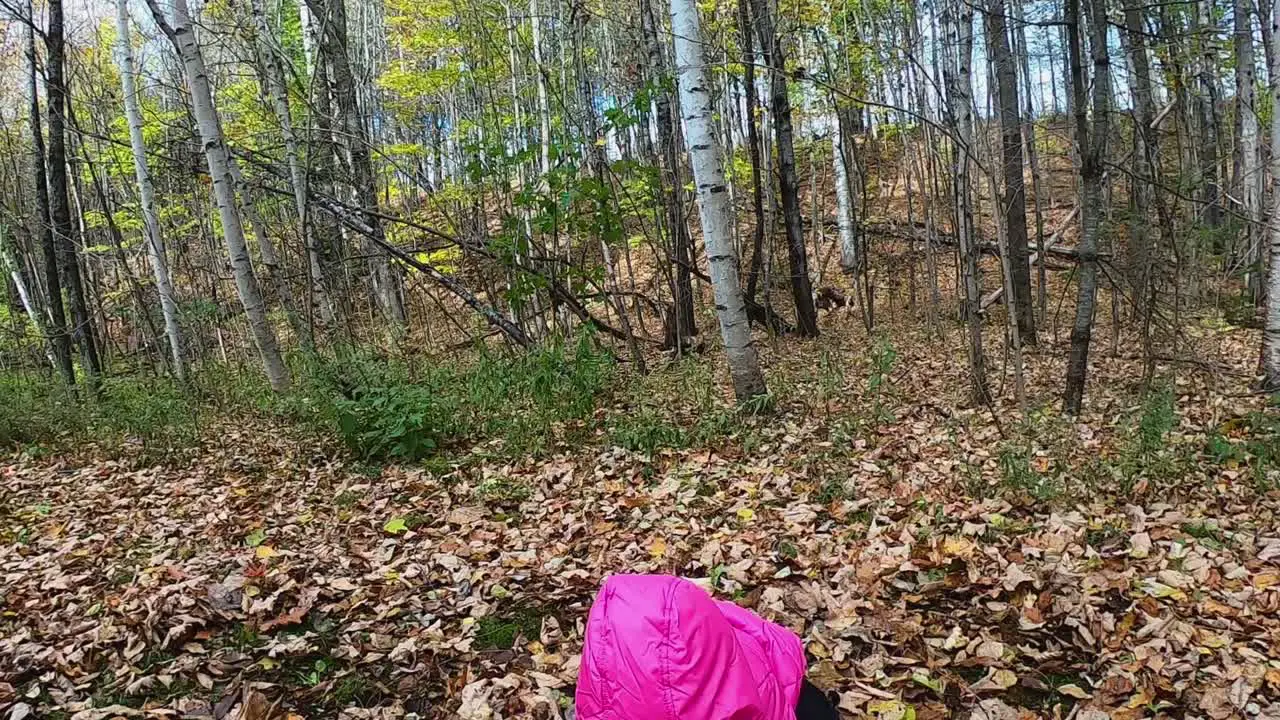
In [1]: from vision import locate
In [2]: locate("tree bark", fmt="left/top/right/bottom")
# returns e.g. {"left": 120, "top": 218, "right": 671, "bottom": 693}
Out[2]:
{"left": 640, "top": 0, "right": 697, "bottom": 350}
{"left": 671, "top": 0, "right": 768, "bottom": 401}
{"left": 984, "top": 0, "right": 1036, "bottom": 345}
{"left": 1063, "top": 0, "right": 1110, "bottom": 414}
{"left": 146, "top": 0, "right": 291, "bottom": 391}
{"left": 26, "top": 0, "right": 74, "bottom": 386}
{"left": 943, "top": 0, "right": 989, "bottom": 404}
{"left": 738, "top": 0, "right": 768, "bottom": 310}
{"left": 1236, "top": 0, "right": 1262, "bottom": 298}
{"left": 750, "top": 0, "right": 819, "bottom": 337}
{"left": 834, "top": 116, "right": 858, "bottom": 274}
{"left": 116, "top": 0, "right": 186, "bottom": 381}
{"left": 305, "top": 0, "right": 407, "bottom": 328}
{"left": 1263, "top": 0, "right": 1280, "bottom": 390}
{"left": 47, "top": 0, "right": 102, "bottom": 383}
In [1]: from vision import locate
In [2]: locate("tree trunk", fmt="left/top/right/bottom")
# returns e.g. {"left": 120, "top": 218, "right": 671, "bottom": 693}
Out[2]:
{"left": 750, "top": 0, "right": 819, "bottom": 337}
{"left": 305, "top": 0, "right": 406, "bottom": 329}
{"left": 250, "top": 0, "right": 332, "bottom": 331}
{"left": 834, "top": 116, "right": 858, "bottom": 274}
{"left": 47, "top": 0, "right": 102, "bottom": 383}
{"left": 116, "top": 0, "right": 186, "bottom": 381}
{"left": 531, "top": 0, "right": 552, "bottom": 177}
{"left": 1264, "top": 0, "right": 1280, "bottom": 390}
{"left": 671, "top": 0, "right": 768, "bottom": 401}
{"left": 640, "top": 0, "right": 697, "bottom": 351}
{"left": 1012, "top": 0, "right": 1048, "bottom": 318}
{"left": 1197, "top": 0, "right": 1224, "bottom": 231}
{"left": 738, "top": 0, "right": 768, "bottom": 309}
{"left": 943, "top": 0, "right": 989, "bottom": 403}
{"left": 146, "top": 0, "right": 291, "bottom": 391}
{"left": 0, "top": 226, "right": 55, "bottom": 368}
{"left": 984, "top": 0, "right": 1036, "bottom": 345}
{"left": 26, "top": 0, "right": 74, "bottom": 386}
{"left": 1259, "top": 0, "right": 1280, "bottom": 386}
{"left": 1063, "top": 0, "right": 1110, "bottom": 414}
{"left": 1236, "top": 0, "right": 1262, "bottom": 298}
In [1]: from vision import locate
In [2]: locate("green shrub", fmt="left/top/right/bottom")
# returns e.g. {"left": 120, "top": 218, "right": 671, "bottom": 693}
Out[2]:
{"left": 293, "top": 333, "right": 614, "bottom": 462}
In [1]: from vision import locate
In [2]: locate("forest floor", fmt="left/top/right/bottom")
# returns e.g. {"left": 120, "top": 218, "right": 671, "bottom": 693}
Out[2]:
{"left": 4, "top": 315, "right": 1280, "bottom": 720}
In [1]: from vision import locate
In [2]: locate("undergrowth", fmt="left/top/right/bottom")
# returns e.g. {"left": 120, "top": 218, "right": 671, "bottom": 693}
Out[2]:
{"left": 0, "top": 333, "right": 616, "bottom": 462}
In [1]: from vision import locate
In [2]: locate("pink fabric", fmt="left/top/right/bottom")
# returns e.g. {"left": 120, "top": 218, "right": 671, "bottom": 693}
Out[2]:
{"left": 575, "top": 574, "right": 806, "bottom": 720}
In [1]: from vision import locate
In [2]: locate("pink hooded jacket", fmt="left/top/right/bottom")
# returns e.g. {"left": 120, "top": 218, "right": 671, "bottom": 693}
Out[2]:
{"left": 575, "top": 575, "right": 807, "bottom": 720}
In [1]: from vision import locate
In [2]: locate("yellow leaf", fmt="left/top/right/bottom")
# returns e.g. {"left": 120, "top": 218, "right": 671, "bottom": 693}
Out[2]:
{"left": 257, "top": 658, "right": 280, "bottom": 670}
{"left": 867, "top": 700, "right": 914, "bottom": 720}
{"left": 255, "top": 546, "right": 278, "bottom": 559}
{"left": 1126, "top": 687, "right": 1155, "bottom": 708}
{"left": 650, "top": 536, "right": 668, "bottom": 558}
{"left": 736, "top": 508, "right": 755, "bottom": 522}
{"left": 942, "top": 536, "right": 974, "bottom": 558}
{"left": 1253, "top": 573, "right": 1279, "bottom": 589}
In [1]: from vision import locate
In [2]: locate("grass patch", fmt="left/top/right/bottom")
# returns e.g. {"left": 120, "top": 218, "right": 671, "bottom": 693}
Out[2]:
{"left": 476, "top": 608, "right": 546, "bottom": 650}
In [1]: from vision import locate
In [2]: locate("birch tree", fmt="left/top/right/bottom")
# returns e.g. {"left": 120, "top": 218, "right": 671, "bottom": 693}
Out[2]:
{"left": 671, "top": 0, "right": 768, "bottom": 401}
{"left": 1236, "top": 0, "right": 1262, "bottom": 297}
{"left": 145, "top": 0, "right": 291, "bottom": 391}
{"left": 115, "top": 0, "right": 185, "bottom": 381}
{"left": 1263, "top": 0, "right": 1280, "bottom": 390}
{"left": 249, "top": 0, "right": 332, "bottom": 329}
{"left": 942, "top": 0, "right": 989, "bottom": 403}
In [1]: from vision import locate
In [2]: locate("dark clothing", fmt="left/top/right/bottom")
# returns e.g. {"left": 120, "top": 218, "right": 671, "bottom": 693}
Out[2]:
{"left": 796, "top": 679, "right": 839, "bottom": 720}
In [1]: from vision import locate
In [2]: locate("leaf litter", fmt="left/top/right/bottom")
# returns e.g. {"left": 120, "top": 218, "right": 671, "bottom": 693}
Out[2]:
{"left": 3, "top": 325, "right": 1280, "bottom": 719}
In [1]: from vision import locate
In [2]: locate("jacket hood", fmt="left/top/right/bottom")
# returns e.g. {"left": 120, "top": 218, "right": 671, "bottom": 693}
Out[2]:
{"left": 575, "top": 574, "right": 806, "bottom": 720}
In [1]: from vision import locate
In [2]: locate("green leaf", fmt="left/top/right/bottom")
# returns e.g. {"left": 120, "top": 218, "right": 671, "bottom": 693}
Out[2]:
{"left": 244, "top": 528, "right": 267, "bottom": 547}
{"left": 912, "top": 670, "right": 944, "bottom": 694}
{"left": 383, "top": 517, "right": 408, "bottom": 534}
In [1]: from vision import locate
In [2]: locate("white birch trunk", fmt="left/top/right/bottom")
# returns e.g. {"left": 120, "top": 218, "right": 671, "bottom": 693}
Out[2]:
{"left": 116, "top": 0, "right": 186, "bottom": 381}
{"left": 1263, "top": 0, "right": 1280, "bottom": 389}
{"left": 148, "top": 0, "right": 290, "bottom": 391}
{"left": 250, "top": 0, "right": 332, "bottom": 327}
{"left": 297, "top": 0, "right": 316, "bottom": 76}
{"left": 0, "top": 227, "right": 55, "bottom": 367}
{"left": 531, "top": 0, "right": 551, "bottom": 177}
{"left": 670, "top": 0, "right": 767, "bottom": 401}
{"left": 833, "top": 117, "right": 857, "bottom": 272}
{"left": 943, "top": 0, "right": 989, "bottom": 403}
{"left": 1238, "top": 0, "right": 1262, "bottom": 292}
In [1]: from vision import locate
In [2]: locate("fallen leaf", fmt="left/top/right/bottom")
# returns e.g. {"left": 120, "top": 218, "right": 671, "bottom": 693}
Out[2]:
{"left": 972, "top": 668, "right": 1018, "bottom": 692}
{"left": 1130, "top": 531, "right": 1152, "bottom": 558}
{"left": 1057, "top": 684, "right": 1092, "bottom": 699}
{"left": 650, "top": 536, "right": 668, "bottom": 558}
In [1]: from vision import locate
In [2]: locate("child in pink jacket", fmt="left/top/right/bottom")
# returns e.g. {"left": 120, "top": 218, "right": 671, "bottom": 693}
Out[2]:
{"left": 575, "top": 574, "right": 839, "bottom": 720}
